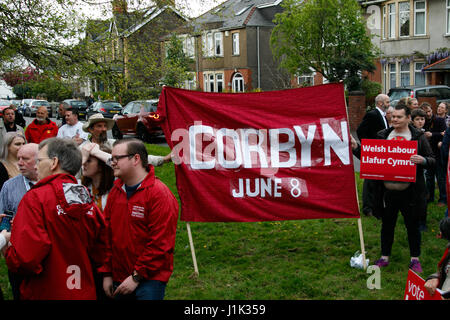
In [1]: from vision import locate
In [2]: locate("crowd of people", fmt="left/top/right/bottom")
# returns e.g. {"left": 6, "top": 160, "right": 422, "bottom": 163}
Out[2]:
{"left": 0, "top": 101, "right": 176, "bottom": 300}
{"left": 354, "top": 94, "right": 450, "bottom": 297}
{"left": 0, "top": 94, "right": 448, "bottom": 300}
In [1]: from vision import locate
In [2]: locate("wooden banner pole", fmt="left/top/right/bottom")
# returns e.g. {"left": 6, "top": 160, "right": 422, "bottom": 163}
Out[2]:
{"left": 186, "top": 222, "right": 199, "bottom": 276}
{"left": 357, "top": 218, "right": 367, "bottom": 270}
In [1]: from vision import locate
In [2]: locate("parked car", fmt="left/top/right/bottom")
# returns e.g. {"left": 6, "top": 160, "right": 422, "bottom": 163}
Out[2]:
{"left": 0, "top": 100, "right": 12, "bottom": 117}
{"left": 23, "top": 99, "right": 52, "bottom": 118}
{"left": 388, "top": 85, "right": 450, "bottom": 107}
{"left": 87, "top": 100, "right": 122, "bottom": 119}
{"left": 18, "top": 99, "right": 33, "bottom": 114}
{"left": 62, "top": 99, "right": 88, "bottom": 120}
{"left": 112, "top": 99, "right": 163, "bottom": 142}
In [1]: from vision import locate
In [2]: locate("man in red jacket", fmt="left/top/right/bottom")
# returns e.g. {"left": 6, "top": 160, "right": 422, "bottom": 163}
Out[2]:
{"left": 102, "top": 138, "right": 178, "bottom": 300}
{"left": 25, "top": 106, "right": 59, "bottom": 144}
{"left": 4, "top": 138, "right": 108, "bottom": 300}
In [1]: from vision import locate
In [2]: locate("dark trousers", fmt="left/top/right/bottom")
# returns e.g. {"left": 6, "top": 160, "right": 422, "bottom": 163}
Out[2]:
{"left": 362, "top": 179, "right": 375, "bottom": 215}
{"left": 381, "top": 188, "right": 421, "bottom": 257}
{"left": 8, "top": 271, "right": 22, "bottom": 300}
{"left": 425, "top": 157, "right": 447, "bottom": 203}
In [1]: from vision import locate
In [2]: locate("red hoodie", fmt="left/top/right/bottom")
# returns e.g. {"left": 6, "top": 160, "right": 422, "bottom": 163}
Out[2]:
{"left": 103, "top": 166, "right": 179, "bottom": 283}
{"left": 5, "top": 174, "right": 108, "bottom": 300}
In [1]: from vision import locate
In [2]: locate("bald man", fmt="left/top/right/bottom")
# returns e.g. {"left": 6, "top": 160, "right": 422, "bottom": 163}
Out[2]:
{"left": 0, "top": 143, "right": 39, "bottom": 300}
{"left": 25, "top": 106, "right": 59, "bottom": 144}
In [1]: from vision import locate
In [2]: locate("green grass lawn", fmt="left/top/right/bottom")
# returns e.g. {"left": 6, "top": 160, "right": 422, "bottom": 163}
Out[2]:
{"left": 0, "top": 144, "right": 447, "bottom": 300}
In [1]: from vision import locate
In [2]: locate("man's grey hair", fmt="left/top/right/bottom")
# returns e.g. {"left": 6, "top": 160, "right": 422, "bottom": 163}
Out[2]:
{"left": 39, "top": 138, "right": 82, "bottom": 176}
{"left": 375, "top": 94, "right": 388, "bottom": 105}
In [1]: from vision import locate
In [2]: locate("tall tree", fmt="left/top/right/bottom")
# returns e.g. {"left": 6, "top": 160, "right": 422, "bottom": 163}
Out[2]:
{"left": 271, "top": 0, "right": 377, "bottom": 91}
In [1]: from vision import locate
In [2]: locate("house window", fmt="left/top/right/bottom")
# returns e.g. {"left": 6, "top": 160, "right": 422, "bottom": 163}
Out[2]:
{"left": 297, "top": 72, "right": 315, "bottom": 86}
{"left": 389, "top": 63, "right": 397, "bottom": 89}
{"left": 388, "top": 3, "right": 396, "bottom": 38}
{"left": 382, "top": 5, "right": 387, "bottom": 39}
{"left": 203, "top": 72, "right": 224, "bottom": 92}
{"left": 216, "top": 74, "right": 223, "bottom": 92}
{"left": 400, "top": 63, "right": 410, "bottom": 86}
{"left": 185, "top": 37, "right": 195, "bottom": 58}
{"left": 447, "top": 0, "right": 450, "bottom": 34}
{"left": 214, "top": 32, "right": 223, "bottom": 56}
{"left": 232, "top": 73, "right": 244, "bottom": 92}
{"left": 399, "top": 2, "right": 410, "bottom": 37}
{"left": 203, "top": 33, "right": 214, "bottom": 57}
{"left": 232, "top": 33, "right": 240, "bottom": 55}
{"left": 414, "top": 62, "right": 426, "bottom": 85}
{"left": 414, "top": 0, "right": 426, "bottom": 36}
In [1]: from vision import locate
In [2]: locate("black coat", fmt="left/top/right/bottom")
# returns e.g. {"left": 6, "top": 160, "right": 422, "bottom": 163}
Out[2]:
{"left": 357, "top": 108, "right": 388, "bottom": 140}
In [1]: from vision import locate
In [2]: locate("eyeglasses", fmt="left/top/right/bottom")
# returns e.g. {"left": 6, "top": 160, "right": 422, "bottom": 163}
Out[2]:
{"left": 109, "top": 154, "right": 134, "bottom": 164}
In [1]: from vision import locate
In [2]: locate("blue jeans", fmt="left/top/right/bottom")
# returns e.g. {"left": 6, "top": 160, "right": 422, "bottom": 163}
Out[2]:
{"left": 114, "top": 280, "right": 166, "bottom": 300}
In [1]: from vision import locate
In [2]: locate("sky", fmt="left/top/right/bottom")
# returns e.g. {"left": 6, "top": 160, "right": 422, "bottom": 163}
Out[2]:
{"left": 78, "top": 0, "right": 226, "bottom": 19}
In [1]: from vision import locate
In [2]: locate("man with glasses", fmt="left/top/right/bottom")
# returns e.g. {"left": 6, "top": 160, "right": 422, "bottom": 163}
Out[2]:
{"left": 4, "top": 138, "right": 108, "bottom": 299}
{"left": 102, "top": 138, "right": 178, "bottom": 300}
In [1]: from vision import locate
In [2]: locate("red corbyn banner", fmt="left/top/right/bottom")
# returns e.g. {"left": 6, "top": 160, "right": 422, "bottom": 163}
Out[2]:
{"left": 158, "top": 84, "right": 360, "bottom": 222}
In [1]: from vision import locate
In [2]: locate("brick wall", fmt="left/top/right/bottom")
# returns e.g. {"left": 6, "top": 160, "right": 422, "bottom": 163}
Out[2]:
{"left": 347, "top": 92, "right": 366, "bottom": 133}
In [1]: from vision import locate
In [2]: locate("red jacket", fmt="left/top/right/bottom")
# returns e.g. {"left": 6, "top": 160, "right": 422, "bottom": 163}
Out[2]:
{"left": 103, "top": 166, "right": 179, "bottom": 283}
{"left": 5, "top": 174, "right": 108, "bottom": 300}
{"left": 25, "top": 119, "right": 59, "bottom": 143}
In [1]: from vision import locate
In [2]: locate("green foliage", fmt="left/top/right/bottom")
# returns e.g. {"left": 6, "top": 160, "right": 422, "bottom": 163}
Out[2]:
{"left": 361, "top": 78, "right": 383, "bottom": 108}
{"left": 161, "top": 34, "right": 194, "bottom": 88}
{"left": 271, "top": 0, "right": 377, "bottom": 91}
{"left": 120, "top": 87, "right": 162, "bottom": 106}
{"left": 13, "top": 78, "right": 72, "bottom": 101}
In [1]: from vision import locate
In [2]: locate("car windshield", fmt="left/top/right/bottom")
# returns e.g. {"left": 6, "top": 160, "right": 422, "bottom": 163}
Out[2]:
{"left": 0, "top": 100, "right": 10, "bottom": 106}
{"left": 33, "top": 101, "right": 49, "bottom": 106}
{"left": 142, "top": 101, "right": 158, "bottom": 112}
{"left": 70, "top": 101, "right": 86, "bottom": 107}
{"left": 388, "top": 90, "right": 410, "bottom": 101}
{"left": 103, "top": 102, "right": 121, "bottom": 108}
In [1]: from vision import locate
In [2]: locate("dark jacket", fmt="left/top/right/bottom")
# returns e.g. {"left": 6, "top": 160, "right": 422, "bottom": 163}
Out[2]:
{"left": 354, "top": 124, "right": 435, "bottom": 217}
{"left": 356, "top": 108, "right": 388, "bottom": 140}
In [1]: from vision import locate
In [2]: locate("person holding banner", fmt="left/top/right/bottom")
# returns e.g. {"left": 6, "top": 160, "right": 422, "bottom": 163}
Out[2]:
{"left": 424, "top": 217, "right": 450, "bottom": 298}
{"left": 353, "top": 103, "right": 435, "bottom": 273}
{"left": 356, "top": 93, "right": 390, "bottom": 218}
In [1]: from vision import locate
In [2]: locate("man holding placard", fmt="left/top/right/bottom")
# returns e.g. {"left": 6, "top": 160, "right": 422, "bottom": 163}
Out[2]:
{"left": 353, "top": 103, "right": 435, "bottom": 273}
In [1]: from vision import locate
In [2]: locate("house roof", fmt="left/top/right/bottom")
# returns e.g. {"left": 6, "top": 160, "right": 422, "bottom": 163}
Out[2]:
{"left": 193, "top": 0, "right": 283, "bottom": 32}
{"left": 423, "top": 57, "right": 450, "bottom": 72}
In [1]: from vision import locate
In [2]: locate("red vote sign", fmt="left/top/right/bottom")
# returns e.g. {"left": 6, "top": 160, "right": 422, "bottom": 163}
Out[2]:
{"left": 404, "top": 270, "right": 442, "bottom": 300}
{"left": 360, "top": 139, "right": 417, "bottom": 182}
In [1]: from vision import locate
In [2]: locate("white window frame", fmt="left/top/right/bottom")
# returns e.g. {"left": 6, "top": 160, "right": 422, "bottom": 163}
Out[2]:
{"left": 185, "top": 36, "right": 195, "bottom": 58}
{"left": 382, "top": 5, "right": 387, "bottom": 39}
{"left": 232, "top": 33, "right": 240, "bottom": 55}
{"left": 214, "top": 32, "right": 223, "bottom": 56}
{"left": 389, "top": 63, "right": 397, "bottom": 90}
{"left": 414, "top": 0, "right": 426, "bottom": 36}
{"left": 446, "top": 0, "right": 450, "bottom": 34}
{"left": 203, "top": 72, "right": 224, "bottom": 92}
{"left": 232, "top": 73, "right": 244, "bottom": 92}
{"left": 388, "top": 3, "right": 396, "bottom": 39}
{"left": 297, "top": 72, "right": 315, "bottom": 86}
{"left": 414, "top": 62, "right": 426, "bottom": 85}
{"left": 400, "top": 62, "right": 410, "bottom": 86}
{"left": 216, "top": 73, "right": 224, "bottom": 92}
{"left": 399, "top": 1, "right": 410, "bottom": 37}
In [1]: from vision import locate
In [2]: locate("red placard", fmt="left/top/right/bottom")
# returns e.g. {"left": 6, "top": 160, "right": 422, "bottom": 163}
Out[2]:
{"left": 158, "top": 84, "right": 360, "bottom": 222}
{"left": 360, "top": 139, "right": 417, "bottom": 182}
{"left": 404, "top": 269, "right": 442, "bottom": 300}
